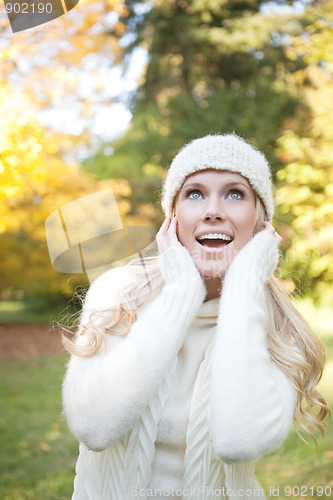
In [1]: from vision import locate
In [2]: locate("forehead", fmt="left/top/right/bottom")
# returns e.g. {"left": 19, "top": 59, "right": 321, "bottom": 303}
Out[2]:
{"left": 182, "top": 169, "right": 251, "bottom": 188}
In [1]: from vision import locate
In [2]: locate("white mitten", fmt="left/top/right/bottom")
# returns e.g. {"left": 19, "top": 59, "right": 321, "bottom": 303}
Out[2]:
{"left": 159, "top": 245, "right": 205, "bottom": 290}
{"left": 225, "top": 229, "right": 280, "bottom": 285}
{"left": 210, "top": 229, "right": 294, "bottom": 463}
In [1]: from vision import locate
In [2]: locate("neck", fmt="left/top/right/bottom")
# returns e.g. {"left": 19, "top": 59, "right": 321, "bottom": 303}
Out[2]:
{"left": 203, "top": 277, "right": 223, "bottom": 302}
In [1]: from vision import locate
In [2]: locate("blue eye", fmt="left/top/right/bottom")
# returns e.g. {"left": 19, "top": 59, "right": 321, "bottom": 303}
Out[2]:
{"left": 228, "top": 190, "right": 244, "bottom": 200}
{"left": 186, "top": 190, "right": 202, "bottom": 199}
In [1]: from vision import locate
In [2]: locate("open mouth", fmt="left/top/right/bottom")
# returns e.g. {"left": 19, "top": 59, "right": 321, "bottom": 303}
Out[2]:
{"left": 196, "top": 233, "right": 233, "bottom": 249}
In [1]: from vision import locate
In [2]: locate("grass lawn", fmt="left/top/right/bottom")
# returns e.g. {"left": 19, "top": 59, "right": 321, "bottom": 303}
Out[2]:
{"left": 0, "top": 356, "right": 78, "bottom": 500}
{"left": 0, "top": 300, "right": 80, "bottom": 324}
{"left": 0, "top": 300, "right": 332, "bottom": 499}
{"left": 256, "top": 299, "right": 333, "bottom": 498}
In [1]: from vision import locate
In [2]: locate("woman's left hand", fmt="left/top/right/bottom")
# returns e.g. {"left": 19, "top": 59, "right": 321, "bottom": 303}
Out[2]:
{"left": 262, "top": 221, "right": 282, "bottom": 248}
{"left": 225, "top": 222, "right": 282, "bottom": 283}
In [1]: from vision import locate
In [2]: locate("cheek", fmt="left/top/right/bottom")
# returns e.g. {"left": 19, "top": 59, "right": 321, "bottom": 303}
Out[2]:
{"left": 175, "top": 206, "right": 193, "bottom": 246}
{"left": 177, "top": 221, "right": 191, "bottom": 247}
{"left": 234, "top": 208, "right": 257, "bottom": 245}
{"left": 242, "top": 216, "right": 257, "bottom": 242}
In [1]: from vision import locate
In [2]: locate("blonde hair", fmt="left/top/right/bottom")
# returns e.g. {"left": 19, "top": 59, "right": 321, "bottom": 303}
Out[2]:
{"left": 63, "top": 196, "right": 330, "bottom": 443}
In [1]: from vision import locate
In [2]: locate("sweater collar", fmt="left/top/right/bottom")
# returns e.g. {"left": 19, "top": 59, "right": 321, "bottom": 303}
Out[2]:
{"left": 196, "top": 297, "right": 219, "bottom": 318}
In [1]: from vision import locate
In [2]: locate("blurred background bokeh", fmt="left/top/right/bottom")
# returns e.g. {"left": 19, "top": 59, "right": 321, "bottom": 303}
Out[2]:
{"left": 1, "top": 0, "right": 333, "bottom": 309}
{"left": 0, "top": 0, "right": 332, "bottom": 498}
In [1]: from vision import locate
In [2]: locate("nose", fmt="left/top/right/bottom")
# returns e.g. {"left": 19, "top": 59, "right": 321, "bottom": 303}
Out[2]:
{"left": 201, "top": 196, "right": 226, "bottom": 221}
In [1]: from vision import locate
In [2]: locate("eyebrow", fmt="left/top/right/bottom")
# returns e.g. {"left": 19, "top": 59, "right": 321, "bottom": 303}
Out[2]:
{"left": 182, "top": 180, "right": 251, "bottom": 190}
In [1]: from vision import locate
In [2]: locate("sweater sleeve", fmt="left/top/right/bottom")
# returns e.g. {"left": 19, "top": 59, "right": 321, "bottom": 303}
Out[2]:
{"left": 208, "top": 230, "right": 296, "bottom": 463}
{"left": 62, "top": 246, "right": 206, "bottom": 452}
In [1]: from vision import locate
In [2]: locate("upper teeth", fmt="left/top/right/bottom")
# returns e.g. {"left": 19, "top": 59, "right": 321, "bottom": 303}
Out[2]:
{"left": 197, "top": 233, "right": 232, "bottom": 241}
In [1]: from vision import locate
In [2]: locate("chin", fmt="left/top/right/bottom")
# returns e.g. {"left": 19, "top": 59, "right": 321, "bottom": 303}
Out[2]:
{"left": 196, "top": 261, "right": 229, "bottom": 279}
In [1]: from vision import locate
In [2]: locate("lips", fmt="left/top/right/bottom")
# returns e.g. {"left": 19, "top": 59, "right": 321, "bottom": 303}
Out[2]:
{"left": 196, "top": 232, "right": 233, "bottom": 249}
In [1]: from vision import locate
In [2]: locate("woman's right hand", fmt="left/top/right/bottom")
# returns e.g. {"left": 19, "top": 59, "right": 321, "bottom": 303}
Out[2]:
{"left": 156, "top": 216, "right": 183, "bottom": 254}
{"left": 156, "top": 217, "right": 204, "bottom": 286}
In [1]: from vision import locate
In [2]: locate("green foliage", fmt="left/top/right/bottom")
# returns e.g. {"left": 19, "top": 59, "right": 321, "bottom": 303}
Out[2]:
{"left": 274, "top": 0, "right": 333, "bottom": 300}
{"left": 0, "top": 82, "right": 130, "bottom": 304}
{"left": 0, "top": 301, "right": 65, "bottom": 324}
{"left": 0, "top": 2, "right": 131, "bottom": 305}
{"left": 83, "top": 0, "right": 333, "bottom": 300}
{"left": 84, "top": 0, "right": 305, "bottom": 205}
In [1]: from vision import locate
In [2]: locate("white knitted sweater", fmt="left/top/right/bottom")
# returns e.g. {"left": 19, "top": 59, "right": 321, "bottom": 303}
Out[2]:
{"left": 62, "top": 232, "right": 296, "bottom": 500}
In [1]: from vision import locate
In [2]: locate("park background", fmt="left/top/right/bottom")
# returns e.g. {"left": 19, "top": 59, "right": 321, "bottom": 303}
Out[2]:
{"left": 0, "top": 0, "right": 332, "bottom": 498}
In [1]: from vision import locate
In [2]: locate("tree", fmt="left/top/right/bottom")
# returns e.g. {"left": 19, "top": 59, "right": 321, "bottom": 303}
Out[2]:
{"left": 0, "top": 80, "right": 132, "bottom": 302}
{"left": 84, "top": 0, "right": 310, "bottom": 219}
{"left": 0, "top": 0, "right": 138, "bottom": 302}
{"left": 83, "top": 0, "right": 333, "bottom": 300}
{"left": 274, "top": 0, "right": 333, "bottom": 301}
{"left": 0, "top": 0, "right": 128, "bottom": 148}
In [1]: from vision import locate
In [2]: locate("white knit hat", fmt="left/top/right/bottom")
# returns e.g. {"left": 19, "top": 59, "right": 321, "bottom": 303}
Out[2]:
{"left": 161, "top": 134, "right": 274, "bottom": 222}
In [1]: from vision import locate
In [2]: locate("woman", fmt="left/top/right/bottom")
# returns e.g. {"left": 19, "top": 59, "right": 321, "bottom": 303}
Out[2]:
{"left": 62, "top": 134, "right": 329, "bottom": 500}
